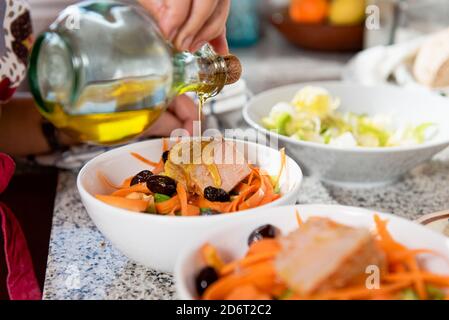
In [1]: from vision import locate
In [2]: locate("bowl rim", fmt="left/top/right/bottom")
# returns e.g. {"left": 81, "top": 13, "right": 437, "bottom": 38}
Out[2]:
{"left": 174, "top": 203, "right": 449, "bottom": 300}
{"left": 77, "top": 138, "right": 303, "bottom": 222}
{"left": 243, "top": 81, "right": 449, "bottom": 154}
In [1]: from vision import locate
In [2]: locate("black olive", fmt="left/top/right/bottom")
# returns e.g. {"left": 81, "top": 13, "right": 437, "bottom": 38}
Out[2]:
{"left": 195, "top": 266, "right": 219, "bottom": 296}
{"left": 200, "top": 208, "right": 220, "bottom": 216}
{"left": 162, "top": 150, "right": 170, "bottom": 163}
{"left": 146, "top": 175, "right": 177, "bottom": 196}
{"left": 247, "top": 224, "right": 280, "bottom": 246}
{"left": 204, "top": 186, "right": 230, "bottom": 202}
{"left": 130, "top": 170, "right": 153, "bottom": 186}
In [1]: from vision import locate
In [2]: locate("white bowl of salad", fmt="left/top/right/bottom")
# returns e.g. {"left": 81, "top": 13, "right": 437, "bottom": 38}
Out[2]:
{"left": 176, "top": 204, "right": 449, "bottom": 300}
{"left": 77, "top": 138, "right": 302, "bottom": 271}
{"left": 243, "top": 81, "right": 449, "bottom": 187}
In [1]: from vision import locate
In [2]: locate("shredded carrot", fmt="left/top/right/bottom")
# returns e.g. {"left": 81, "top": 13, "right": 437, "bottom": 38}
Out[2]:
{"left": 130, "top": 152, "right": 160, "bottom": 167}
{"left": 95, "top": 195, "right": 148, "bottom": 212}
{"left": 272, "top": 148, "right": 286, "bottom": 189}
{"left": 203, "top": 261, "right": 276, "bottom": 300}
{"left": 224, "top": 284, "right": 271, "bottom": 300}
{"left": 98, "top": 142, "right": 284, "bottom": 215}
{"left": 97, "top": 171, "right": 121, "bottom": 190}
{"left": 162, "top": 138, "right": 169, "bottom": 152}
{"left": 295, "top": 209, "right": 304, "bottom": 227}
{"left": 196, "top": 197, "right": 232, "bottom": 213}
{"left": 384, "top": 272, "right": 449, "bottom": 287}
{"left": 374, "top": 214, "right": 406, "bottom": 253}
{"left": 247, "top": 239, "right": 281, "bottom": 256}
{"left": 175, "top": 183, "right": 200, "bottom": 216}
{"left": 220, "top": 251, "right": 278, "bottom": 276}
{"left": 111, "top": 183, "right": 149, "bottom": 197}
{"left": 309, "top": 281, "right": 412, "bottom": 300}
{"left": 201, "top": 244, "right": 225, "bottom": 271}
{"left": 198, "top": 213, "right": 449, "bottom": 300}
{"left": 155, "top": 196, "right": 180, "bottom": 215}
{"left": 176, "top": 183, "right": 188, "bottom": 216}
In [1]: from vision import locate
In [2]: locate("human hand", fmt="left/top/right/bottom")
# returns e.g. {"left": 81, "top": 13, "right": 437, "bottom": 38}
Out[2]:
{"left": 143, "top": 94, "right": 199, "bottom": 137}
{"left": 138, "top": 0, "right": 231, "bottom": 54}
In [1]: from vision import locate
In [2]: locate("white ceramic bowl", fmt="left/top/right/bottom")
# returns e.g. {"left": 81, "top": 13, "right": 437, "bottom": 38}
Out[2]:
{"left": 175, "top": 204, "right": 449, "bottom": 299}
{"left": 77, "top": 139, "right": 303, "bottom": 272}
{"left": 243, "top": 81, "right": 449, "bottom": 187}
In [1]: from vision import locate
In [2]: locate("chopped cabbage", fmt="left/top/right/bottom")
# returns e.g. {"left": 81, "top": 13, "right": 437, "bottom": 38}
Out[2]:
{"left": 261, "top": 86, "right": 438, "bottom": 148}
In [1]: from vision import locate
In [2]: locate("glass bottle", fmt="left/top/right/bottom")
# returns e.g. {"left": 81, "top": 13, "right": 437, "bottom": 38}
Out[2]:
{"left": 28, "top": 0, "right": 241, "bottom": 145}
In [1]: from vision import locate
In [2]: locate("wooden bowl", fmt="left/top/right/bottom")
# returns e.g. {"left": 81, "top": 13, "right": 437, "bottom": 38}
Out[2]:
{"left": 270, "top": 9, "right": 364, "bottom": 52}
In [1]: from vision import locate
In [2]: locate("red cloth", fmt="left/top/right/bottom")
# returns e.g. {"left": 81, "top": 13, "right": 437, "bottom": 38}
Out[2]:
{"left": 0, "top": 153, "right": 41, "bottom": 300}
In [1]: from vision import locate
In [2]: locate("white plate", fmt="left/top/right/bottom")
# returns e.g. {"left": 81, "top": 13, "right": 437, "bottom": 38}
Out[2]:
{"left": 77, "top": 138, "right": 303, "bottom": 271}
{"left": 176, "top": 204, "right": 449, "bottom": 299}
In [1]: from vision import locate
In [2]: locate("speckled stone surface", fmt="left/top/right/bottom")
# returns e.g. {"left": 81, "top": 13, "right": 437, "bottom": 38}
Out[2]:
{"left": 43, "top": 148, "right": 449, "bottom": 300}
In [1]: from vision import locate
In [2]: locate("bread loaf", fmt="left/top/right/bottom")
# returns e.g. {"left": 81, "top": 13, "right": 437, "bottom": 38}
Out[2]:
{"left": 413, "top": 28, "right": 449, "bottom": 88}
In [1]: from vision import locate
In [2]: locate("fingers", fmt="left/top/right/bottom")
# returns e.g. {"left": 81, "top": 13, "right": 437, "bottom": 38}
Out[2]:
{"left": 140, "top": 0, "right": 231, "bottom": 53}
{"left": 168, "top": 95, "right": 199, "bottom": 122}
{"left": 139, "top": 0, "right": 192, "bottom": 41}
{"left": 208, "top": 30, "right": 229, "bottom": 55}
{"left": 174, "top": 0, "right": 219, "bottom": 51}
{"left": 144, "top": 111, "right": 183, "bottom": 137}
{"left": 190, "top": 0, "right": 231, "bottom": 52}
{"left": 146, "top": 95, "right": 198, "bottom": 137}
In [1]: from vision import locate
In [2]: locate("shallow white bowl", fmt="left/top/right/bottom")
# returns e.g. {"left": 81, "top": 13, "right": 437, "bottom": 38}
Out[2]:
{"left": 77, "top": 139, "right": 303, "bottom": 272}
{"left": 243, "top": 81, "right": 449, "bottom": 187}
{"left": 175, "top": 204, "right": 449, "bottom": 300}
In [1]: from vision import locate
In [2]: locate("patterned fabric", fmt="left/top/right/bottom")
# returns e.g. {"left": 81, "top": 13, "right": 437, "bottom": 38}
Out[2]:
{"left": 0, "top": 0, "right": 33, "bottom": 103}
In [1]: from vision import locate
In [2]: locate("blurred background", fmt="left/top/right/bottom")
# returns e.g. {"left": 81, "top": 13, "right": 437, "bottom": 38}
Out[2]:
{"left": 25, "top": 0, "right": 449, "bottom": 95}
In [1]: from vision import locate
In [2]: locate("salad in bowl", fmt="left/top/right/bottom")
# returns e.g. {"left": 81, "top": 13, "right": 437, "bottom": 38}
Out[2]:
{"left": 262, "top": 86, "right": 437, "bottom": 148}
{"left": 244, "top": 82, "right": 449, "bottom": 186}
{"left": 96, "top": 138, "right": 287, "bottom": 215}
{"left": 176, "top": 205, "right": 449, "bottom": 300}
{"left": 77, "top": 138, "right": 302, "bottom": 271}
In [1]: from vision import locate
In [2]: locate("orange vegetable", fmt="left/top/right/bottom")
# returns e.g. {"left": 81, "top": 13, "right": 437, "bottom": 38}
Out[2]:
{"left": 196, "top": 197, "right": 232, "bottom": 213}
{"left": 203, "top": 261, "right": 276, "bottom": 300}
{"left": 295, "top": 209, "right": 304, "bottom": 227}
{"left": 95, "top": 195, "right": 148, "bottom": 212}
{"left": 177, "top": 183, "right": 189, "bottom": 215}
{"left": 374, "top": 214, "right": 406, "bottom": 254}
{"left": 97, "top": 171, "right": 120, "bottom": 189}
{"left": 272, "top": 147, "right": 286, "bottom": 189}
{"left": 224, "top": 284, "right": 271, "bottom": 300}
{"left": 289, "top": 0, "right": 329, "bottom": 24}
{"left": 155, "top": 195, "right": 180, "bottom": 215}
{"left": 111, "top": 183, "right": 150, "bottom": 197}
{"left": 121, "top": 176, "right": 133, "bottom": 188}
{"left": 199, "top": 212, "right": 449, "bottom": 300}
{"left": 162, "top": 138, "right": 169, "bottom": 152}
{"left": 309, "top": 281, "right": 412, "bottom": 300}
{"left": 220, "top": 251, "right": 278, "bottom": 277}
{"left": 384, "top": 272, "right": 449, "bottom": 287}
{"left": 130, "top": 152, "right": 160, "bottom": 167}
{"left": 247, "top": 239, "right": 281, "bottom": 256}
{"left": 201, "top": 243, "right": 225, "bottom": 271}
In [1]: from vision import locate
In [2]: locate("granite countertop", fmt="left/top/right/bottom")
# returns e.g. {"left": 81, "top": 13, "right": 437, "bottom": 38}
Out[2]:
{"left": 42, "top": 29, "right": 449, "bottom": 300}
{"left": 43, "top": 148, "right": 449, "bottom": 300}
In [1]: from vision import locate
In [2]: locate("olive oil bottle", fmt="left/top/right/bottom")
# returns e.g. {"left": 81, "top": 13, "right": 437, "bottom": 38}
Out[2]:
{"left": 28, "top": 0, "right": 241, "bottom": 145}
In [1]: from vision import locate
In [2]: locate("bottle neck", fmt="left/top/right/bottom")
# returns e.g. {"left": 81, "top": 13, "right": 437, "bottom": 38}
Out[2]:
{"left": 172, "top": 44, "right": 227, "bottom": 98}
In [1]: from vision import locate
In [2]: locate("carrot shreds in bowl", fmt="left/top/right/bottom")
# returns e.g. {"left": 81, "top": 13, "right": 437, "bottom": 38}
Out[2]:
{"left": 95, "top": 141, "right": 287, "bottom": 215}
{"left": 197, "top": 212, "right": 449, "bottom": 300}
